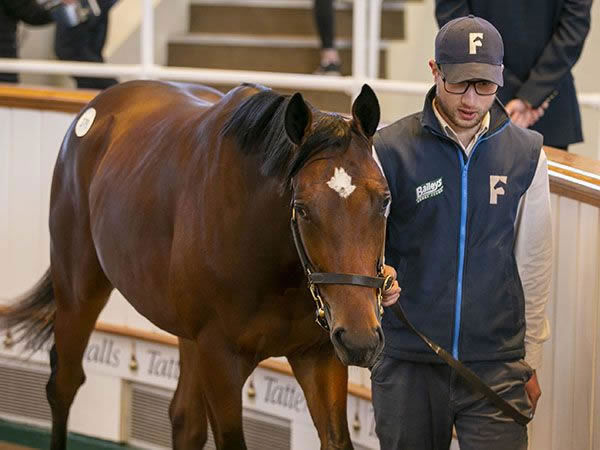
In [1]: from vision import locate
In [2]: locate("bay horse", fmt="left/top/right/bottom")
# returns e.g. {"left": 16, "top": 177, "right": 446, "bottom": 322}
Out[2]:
{"left": 0, "top": 80, "right": 390, "bottom": 449}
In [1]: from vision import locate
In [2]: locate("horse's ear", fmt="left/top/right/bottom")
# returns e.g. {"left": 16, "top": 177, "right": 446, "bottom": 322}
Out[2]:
{"left": 351, "top": 84, "right": 380, "bottom": 138}
{"left": 284, "top": 93, "right": 312, "bottom": 146}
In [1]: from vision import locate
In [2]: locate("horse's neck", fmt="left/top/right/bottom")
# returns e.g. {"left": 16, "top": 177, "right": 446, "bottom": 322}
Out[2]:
{"left": 191, "top": 141, "right": 299, "bottom": 272}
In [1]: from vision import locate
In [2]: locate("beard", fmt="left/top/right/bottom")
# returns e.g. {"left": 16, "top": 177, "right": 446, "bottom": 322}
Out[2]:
{"left": 436, "top": 96, "right": 488, "bottom": 132}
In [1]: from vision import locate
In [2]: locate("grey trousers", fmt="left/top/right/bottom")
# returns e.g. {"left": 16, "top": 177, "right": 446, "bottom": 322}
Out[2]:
{"left": 370, "top": 357, "right": 534, "bottom": 450}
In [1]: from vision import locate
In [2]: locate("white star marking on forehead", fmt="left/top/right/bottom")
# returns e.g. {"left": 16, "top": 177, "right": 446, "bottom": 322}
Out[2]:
{"left": 327, "top": 167, "right": 356, "bottom": 199}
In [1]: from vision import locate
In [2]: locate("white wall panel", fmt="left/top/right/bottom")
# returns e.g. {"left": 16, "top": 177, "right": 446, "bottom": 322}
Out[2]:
{"left": 552, "top": 197, "right": 579, "bottom": 450}
{"left": 68, "top": 372, "right": 124, "bottom": 442}
{"left": 595, "top": 256, "right": 600, "bottom": 450}
{"left": 7, "top": 109, "right": 44, "bottom": 295}
{"left": 529, "top": 195, "right": 600, "bottom": 450}
{"left": 573, "top": 204, "right": 599, "bottom": 450}
{"left": 0, "top": 108, "right": 11, "bottom": 307}
{"left": 1, "top": 109, "right": 71, "bottom": 299}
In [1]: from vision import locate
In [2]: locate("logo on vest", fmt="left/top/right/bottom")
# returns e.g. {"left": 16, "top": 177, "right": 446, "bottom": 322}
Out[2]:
{"left": 416, "top": 177, "right": 444, "bottom": 204}
{"left": 469, "top": 33, "right": 483, "bottom": 55}
{"left": 490, "top": 175, "right": 508, "bottom": 204}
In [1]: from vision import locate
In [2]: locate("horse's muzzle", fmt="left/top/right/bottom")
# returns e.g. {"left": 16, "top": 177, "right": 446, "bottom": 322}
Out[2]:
{"left": 330, "top": 325, "right": 384, "bottom": 367}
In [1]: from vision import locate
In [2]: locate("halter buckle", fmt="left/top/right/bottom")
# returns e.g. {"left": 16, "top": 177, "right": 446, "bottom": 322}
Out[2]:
{"left": 375, "top": 269, "right": 391, "bottom": 318}
{"left": 309, "top": 283, "right": 330, "bottom": 331}
{"left": 383, "top": 275, "right": 394, "bottom": 291}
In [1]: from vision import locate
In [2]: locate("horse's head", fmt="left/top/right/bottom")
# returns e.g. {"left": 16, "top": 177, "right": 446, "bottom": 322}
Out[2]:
{"left": 285, "top": 85, "right": 388, "bottom": 367}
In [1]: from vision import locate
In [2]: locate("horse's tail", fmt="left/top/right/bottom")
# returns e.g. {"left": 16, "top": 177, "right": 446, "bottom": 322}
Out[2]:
{"left": 0, "top": 268, "right": 56, "bottom": 350}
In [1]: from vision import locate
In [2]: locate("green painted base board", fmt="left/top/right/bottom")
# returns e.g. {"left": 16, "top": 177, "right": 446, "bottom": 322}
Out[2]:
{"left": 0, "top": 420, "right": 138, "bottom": 450}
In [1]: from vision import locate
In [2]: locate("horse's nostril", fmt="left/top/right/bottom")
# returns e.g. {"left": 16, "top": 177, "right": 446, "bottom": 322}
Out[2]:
{"left": 332, "top": 327, "right": 346, "bottom": 347}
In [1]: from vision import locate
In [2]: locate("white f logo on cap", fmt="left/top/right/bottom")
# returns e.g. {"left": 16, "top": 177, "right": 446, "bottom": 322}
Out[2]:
{"left": 469, "top": 32, "right": 483, "bottom": 54}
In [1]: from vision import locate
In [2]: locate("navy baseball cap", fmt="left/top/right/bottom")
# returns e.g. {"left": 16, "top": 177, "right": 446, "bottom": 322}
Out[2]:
{"left": 435, "top": 15, "right": 504, "bottom": 87}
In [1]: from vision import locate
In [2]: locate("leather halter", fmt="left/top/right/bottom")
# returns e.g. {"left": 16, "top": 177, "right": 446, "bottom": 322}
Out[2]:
{"left": 290, "top": 205, "right": 392, "bottom": 331}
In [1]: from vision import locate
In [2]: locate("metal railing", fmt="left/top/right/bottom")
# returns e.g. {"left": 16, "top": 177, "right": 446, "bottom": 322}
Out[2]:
{"left": 0, "top": 0, "right": 599, "bottom": 111}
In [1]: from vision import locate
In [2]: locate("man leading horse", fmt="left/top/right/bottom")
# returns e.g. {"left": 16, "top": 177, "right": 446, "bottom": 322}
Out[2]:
{"left": 372, "top": 15, "right": 552, "bottom": 450}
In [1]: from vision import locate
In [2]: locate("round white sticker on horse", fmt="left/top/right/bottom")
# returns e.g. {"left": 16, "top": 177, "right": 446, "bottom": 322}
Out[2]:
{"left": 75, "top": 108, "right": 96, "bottom": 137}
{"left": 327, "top": 167, "right": 356, "bottom": 199}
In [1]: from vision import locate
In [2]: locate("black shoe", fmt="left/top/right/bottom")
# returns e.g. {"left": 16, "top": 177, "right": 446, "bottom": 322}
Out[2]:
{"left": 313, "top": 62, "right": 342, "bottom": 76}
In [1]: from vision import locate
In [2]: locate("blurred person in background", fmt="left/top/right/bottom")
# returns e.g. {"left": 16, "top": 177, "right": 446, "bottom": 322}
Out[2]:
{"left": 0, "top": 0, "right": 62, "bottom": 83}
{"left": 436, "top": 0, "right": 592, "bottom": 150}
{"left": 54, "top": 0, "right": 118, "bottom": 89}
{"left": 313, "top": 0, "right": 341, "bottom": 75}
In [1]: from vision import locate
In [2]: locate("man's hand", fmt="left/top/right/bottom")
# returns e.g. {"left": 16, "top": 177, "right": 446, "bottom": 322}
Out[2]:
{"left": 381, "top": 264, "right": 401, "bottom": 307}
{"left": 525, "top": 370, "right": 542, "bottom": 416}
{"left": 506, "top": 99, "right": 549, "bottom": 128}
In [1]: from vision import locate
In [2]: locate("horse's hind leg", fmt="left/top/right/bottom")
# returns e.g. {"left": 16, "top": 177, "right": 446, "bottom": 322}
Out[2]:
{"left": 46, "top": 196, "right": 113, "bottom": 450}
{"left": 47, "top": 265, "right": 112, "bottom": 449}
{"left": 170, "top": 338, "right": 209, "bottom": 449}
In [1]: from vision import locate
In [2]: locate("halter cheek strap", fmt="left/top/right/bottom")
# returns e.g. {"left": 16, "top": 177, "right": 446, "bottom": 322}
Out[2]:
{"left": 290, "top": 206, "right": 391, "bottom": 331}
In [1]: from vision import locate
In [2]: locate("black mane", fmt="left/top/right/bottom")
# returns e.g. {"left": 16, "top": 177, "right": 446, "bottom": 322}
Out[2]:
{"left": 221, "top": 85, "right": 352, "bottom": 183}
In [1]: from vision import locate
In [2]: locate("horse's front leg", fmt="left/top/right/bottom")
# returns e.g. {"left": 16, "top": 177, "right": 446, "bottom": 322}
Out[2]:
{"left": 170, "top": 338, "right": 209, "bottom": 449}
{"left": 193, "top": 333, "right": 256, "bottom": 450}
{"left": 288, "top": 346, "right": 353, "bottom": 450}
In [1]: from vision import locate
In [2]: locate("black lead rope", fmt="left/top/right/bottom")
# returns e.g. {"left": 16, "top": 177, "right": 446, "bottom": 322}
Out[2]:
{"left": 388, "top": 301, "right": 532, "bottom": 426}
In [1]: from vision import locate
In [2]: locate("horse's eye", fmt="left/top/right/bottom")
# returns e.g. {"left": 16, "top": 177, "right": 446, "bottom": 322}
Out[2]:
{"left": 381, "top": 195, "right": 391, "bottom": 214}
{"left": 295, "top": 204, "right": 310, "bottom": 220}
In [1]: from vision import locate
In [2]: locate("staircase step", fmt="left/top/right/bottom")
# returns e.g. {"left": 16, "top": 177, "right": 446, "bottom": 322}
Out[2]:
{"left": 168, "top": 34, "right": 386, "bottom": 76}
{"left": 189, "top": 0, "right": 405, "bottom": 40}
{"left": 205, "top": 83, "right": 352, "bottom": 113}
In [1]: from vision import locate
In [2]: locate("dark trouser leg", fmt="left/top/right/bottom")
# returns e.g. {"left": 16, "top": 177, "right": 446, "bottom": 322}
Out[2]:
{"left": 313, "top": 0, "right": 335, "bottom": 49}
{"left": 74, "top": 9, "right": 117, "bottom": 89}
{"left": 0, "top": 72, "right": 18, "bottom": 83}
{"left": 72, "top": 11, "right": 117, "bottom": 90}
{"left": 371, "top": 357, "right": 454, "bottom": 450}
{"left": 54, "top": 12, "right": 117, "bottom": 90}
{"left": 1, "top": 51, "right": 18, "bottom": 82}
{"left": 454, "top": 360, "right": 533, "bottom": 450}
